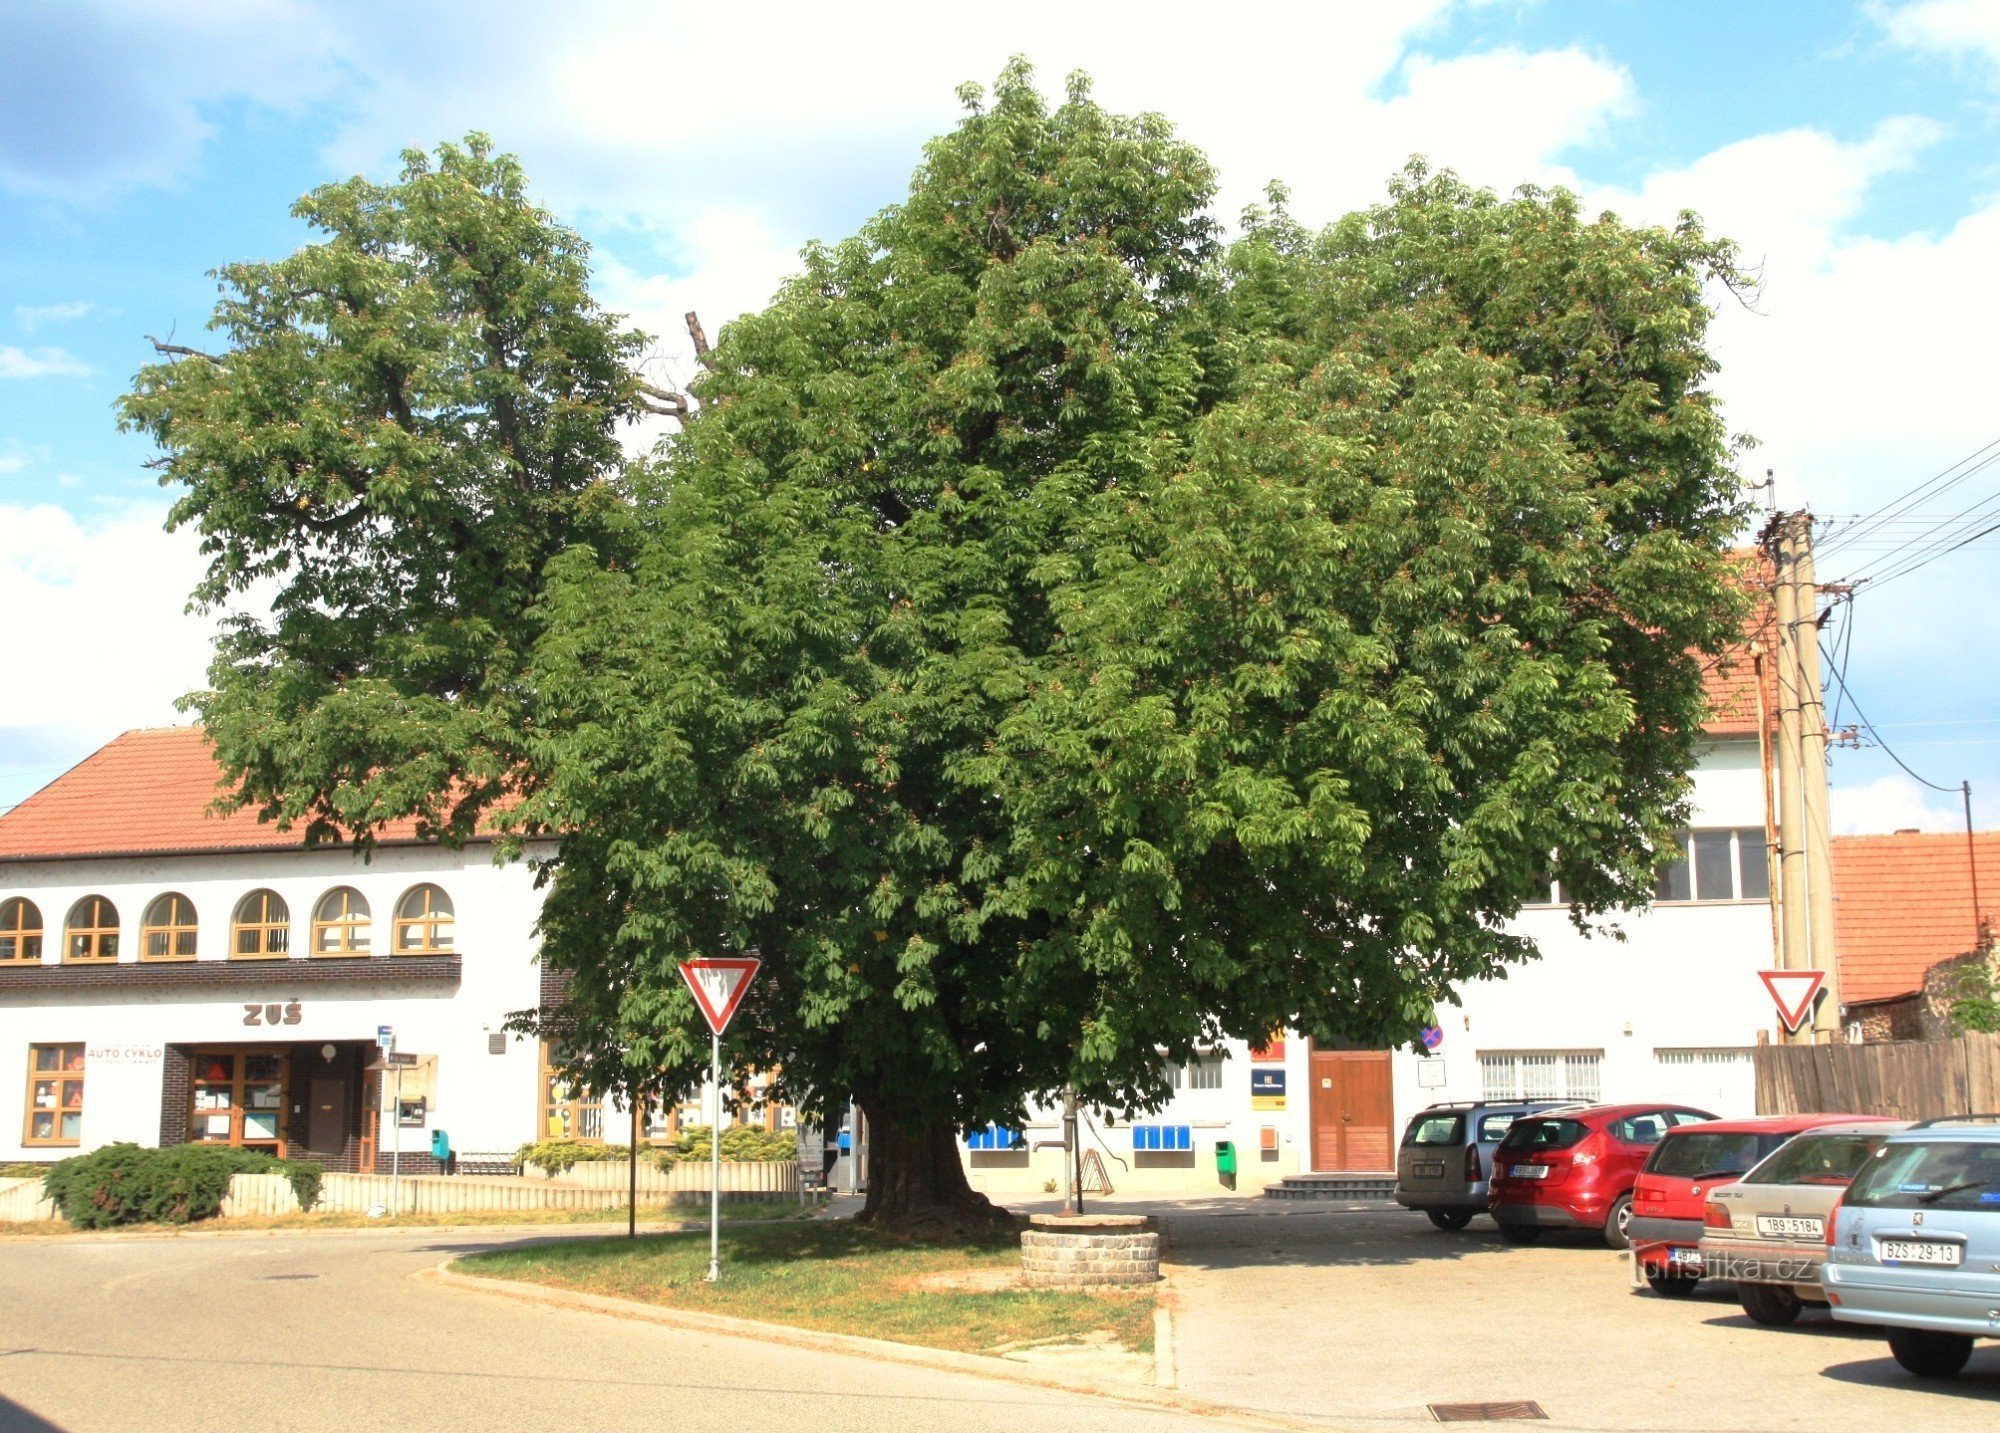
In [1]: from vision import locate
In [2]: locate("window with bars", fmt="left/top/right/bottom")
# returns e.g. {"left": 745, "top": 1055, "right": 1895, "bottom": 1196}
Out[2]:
{"left": 1163, "top": 1053, "right": 1226, "bottom": 1091}
{"left": 1478, "top": 1051, "right": 1603, "bottom": 1103}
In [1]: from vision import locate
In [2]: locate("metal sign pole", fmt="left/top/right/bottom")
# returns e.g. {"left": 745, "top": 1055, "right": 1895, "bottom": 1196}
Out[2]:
{"left": 391, "top": 1063, "right": 403, "bottom": 1219}
{"left": 629, "top": 1094, "right": 640, "bottom": 1239}
{"left": 706, "top": 1031, "right": 721, "bottom": 1282}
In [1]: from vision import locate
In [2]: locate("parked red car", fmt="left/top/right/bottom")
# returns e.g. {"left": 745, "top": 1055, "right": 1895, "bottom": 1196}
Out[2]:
{"left": 1489, "top": 1104, "right": 1718, "bottom": 1249}
{"left": 1629, "top": 1112, "right": 1899, "bottom": 1295}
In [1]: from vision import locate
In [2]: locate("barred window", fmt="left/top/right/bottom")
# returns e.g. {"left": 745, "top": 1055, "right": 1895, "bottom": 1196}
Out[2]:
{"left": 1479, "top": 1050, "right": 1602, "bottom": 1103}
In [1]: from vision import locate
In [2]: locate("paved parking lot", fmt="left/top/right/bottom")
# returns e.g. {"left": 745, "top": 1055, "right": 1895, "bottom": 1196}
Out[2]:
{"left": 1157, "top": 1202, "right": 1997, "bottom": 1431}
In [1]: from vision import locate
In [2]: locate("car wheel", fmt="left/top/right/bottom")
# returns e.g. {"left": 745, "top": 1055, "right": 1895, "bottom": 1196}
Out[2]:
{"left": 1737, "top": 1283, "right": 1802, "bottom": 1327}
{"left": 1602, "top": 1193, "right": 1635, "bottom": 1250}
{"left": 1645, "top": 1268, "right": 1700, "bottom": 1297}
{"left": 1426, "top": 1209, "right": 1475, "bottom": 1231}
{"left": 1499, "top": 1224, "right": 1542, "bottom": 1245}
{"left": 1886, "top": 1328, "right": 1973, "bottom": 1380}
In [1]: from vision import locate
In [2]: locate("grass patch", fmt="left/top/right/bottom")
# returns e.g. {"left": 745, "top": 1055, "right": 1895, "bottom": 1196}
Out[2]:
{"left": 0, "top": 1197, "right": 815, "bottom": 1237}
{"left": 455, "top": 1221, "right": 1154, "bottom": 1356}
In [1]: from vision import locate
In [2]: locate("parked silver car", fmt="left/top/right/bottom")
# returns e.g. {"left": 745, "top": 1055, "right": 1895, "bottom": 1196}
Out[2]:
{"left": 1823, "top": 1116, "right": 2000, "bottom": 1378}
{"left": 1697, "top": 1119, "right": 1910, "bottom": 1324}
{"left": 1395, "top": 1100, "right": 1569, "bottom": 1229}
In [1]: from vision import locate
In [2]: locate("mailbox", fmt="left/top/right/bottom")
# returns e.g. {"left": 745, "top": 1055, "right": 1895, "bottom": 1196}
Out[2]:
{"left": 1215, "top": 1139, "right": 1238, "bottom": 1177}
{"left": 431, "top": 1129, "right": 452, "bottom": 1162}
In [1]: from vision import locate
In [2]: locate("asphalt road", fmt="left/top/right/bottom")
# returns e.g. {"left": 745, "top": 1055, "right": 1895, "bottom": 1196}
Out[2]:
{"left": 0, "top": 1227, "right": 1238, "bottom": 1433}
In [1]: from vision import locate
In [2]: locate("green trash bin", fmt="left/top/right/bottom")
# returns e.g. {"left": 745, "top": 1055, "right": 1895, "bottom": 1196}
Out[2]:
{"left": 1215, "top": 1139, "right": 1237, "bottom": 1177}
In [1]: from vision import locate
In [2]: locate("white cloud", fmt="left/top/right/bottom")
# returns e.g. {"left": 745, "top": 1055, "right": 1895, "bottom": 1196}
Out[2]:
{"left": 0, "top": 502, "right": 215, "bottom": 755}
{"left": 1832, "top": 771, "right": 2000, "bottom": 833}
{"left": 1878, "top": 0, "right": 2000, "bottom": 76}
{"left": 0, "top": 346, "right": 90, "bottom": 379}
{"left": 15, "top": 302, "right": 93, "bottom": 331}
{"left": 0, "top": 455, "right": 24, "bottom": 475}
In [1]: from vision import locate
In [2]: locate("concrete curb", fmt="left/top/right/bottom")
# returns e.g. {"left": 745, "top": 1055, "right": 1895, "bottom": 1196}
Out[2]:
{"left": 427, "top": 1259, "right": 1328, "bottom": 1431}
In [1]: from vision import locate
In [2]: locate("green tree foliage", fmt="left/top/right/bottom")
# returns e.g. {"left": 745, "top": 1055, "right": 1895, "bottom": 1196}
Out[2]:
{"left": 41, "top": 1144, "right": 321, "bottom": 1227}
{"left": 1946, "top": 948, "right": 2000, "bottom": 1034}
{"left": 120, "top": 136, "right": 653, "bottom": 844}
{"left": 127, "top": 66, "right": 1749, "bottom": 1230}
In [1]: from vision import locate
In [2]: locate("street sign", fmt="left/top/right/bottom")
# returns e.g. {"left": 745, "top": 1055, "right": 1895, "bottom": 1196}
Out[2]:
{"left": 1420, "top": 1025, "right": 1444, "bottom": 1052}
{"left": 1760, "top": 970, "right": 1827, "bottom": 1033}
{"left": 376, "top": 1025, "right": 394, "bottom": 1051}
{"left": 679, "top": 957, "right": 761, "bottom": 1035}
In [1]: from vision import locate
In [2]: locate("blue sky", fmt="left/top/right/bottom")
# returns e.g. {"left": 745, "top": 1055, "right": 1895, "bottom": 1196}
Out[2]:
{"left": 5, "top": 0, "right": 2000, "bottom": 834}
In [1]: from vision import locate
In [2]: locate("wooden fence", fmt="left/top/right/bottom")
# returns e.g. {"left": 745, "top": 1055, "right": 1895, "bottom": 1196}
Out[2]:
{"left": 1753, "top": 1033, "right": 2000, "bottom": 1120}
{"left": 0, "top": 1177, "right": 55, "bottom": 1222}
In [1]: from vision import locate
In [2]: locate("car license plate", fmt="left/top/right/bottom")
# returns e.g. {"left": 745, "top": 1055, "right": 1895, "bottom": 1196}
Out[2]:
{"left": 1755, "top": 1214, "right": 1824, "bottom": 1240}
{"left": 1414, "top": 1162, "right": 1444, "bottom": 1178}
{"left": 1669, "top": 1246, "right": 1703, "bottom": 1270}
{"left": 1511, "top": 1163, "right": 1548, "bottom": 1179}
{"left": 1877, "top": 1239, "right": 1963, "bottom": 1266}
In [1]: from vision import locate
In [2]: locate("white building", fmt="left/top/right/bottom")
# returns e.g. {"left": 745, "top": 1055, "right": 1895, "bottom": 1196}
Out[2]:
{"left": 0, "top": 728, "right": 721, "bottom": 1171}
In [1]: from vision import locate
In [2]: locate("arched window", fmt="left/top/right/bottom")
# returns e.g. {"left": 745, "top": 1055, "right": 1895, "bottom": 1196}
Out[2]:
{"left": 141, "top": 893, "right": 199, "bottom": 961}
{"left": 65, "top": 896, "right": 119, "bottom": 962}
{"left": 0, "top": 898, "right": 43, "bottom": 963}
{"left": 394, "top": 884, "right": 454, "bottom": 954}
{"left": 311, "top": 887, "right": 371, "bottom": 956}
{"left": 231, "top": 890, "right": 291, "bottom": 959}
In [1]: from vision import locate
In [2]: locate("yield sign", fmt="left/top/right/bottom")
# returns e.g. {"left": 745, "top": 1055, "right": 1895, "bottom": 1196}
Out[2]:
{"left": 1760, "top": 969, "right": 1827, "bottom": 1033}
{"left": 680, "top": 957, "right": 761, "bottom": 1035}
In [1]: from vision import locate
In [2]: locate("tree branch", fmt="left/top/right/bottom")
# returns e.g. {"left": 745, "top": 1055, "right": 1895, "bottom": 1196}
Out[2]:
{"left": 146, "top": 335, "right": 226, "bottom": 366}
{"left": 636, "top": 380, "right": 692, "bottom": 423}
{"left": 685, "top": 311, "right": 711, "bottom": 362}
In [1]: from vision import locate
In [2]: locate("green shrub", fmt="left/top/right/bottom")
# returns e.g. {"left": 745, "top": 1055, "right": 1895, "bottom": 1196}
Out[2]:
{"left": 655, "top": 1125, "right": 797, "bottom": 1165}
{"left": 41, "top": 1144, "right": 325, "bottom": 1227}
{"left": 516, "top": 1139, "right": 632, "bottom": 1174}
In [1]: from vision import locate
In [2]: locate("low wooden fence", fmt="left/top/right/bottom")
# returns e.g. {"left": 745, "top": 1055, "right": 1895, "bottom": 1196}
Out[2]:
{"left": 1753, "top": 1033, "right": 2000, "bottom": 1120}
{"left": 1, "top": 1161, "right": 800, "bottom": 1223}
{"left": 528, "top": 1159, "right": 799, "bottom": 1197}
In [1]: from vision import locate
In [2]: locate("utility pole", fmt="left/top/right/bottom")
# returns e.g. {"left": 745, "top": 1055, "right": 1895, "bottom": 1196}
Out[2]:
{"left": 1766, "top": 511, "right": 1842, "bottom": 1044}
{"left": 1769, "top": 516, "right": 1810, "bottom": 1044}
{"left": 1793, "top": 522, "right": 1843, "bottom": 1043}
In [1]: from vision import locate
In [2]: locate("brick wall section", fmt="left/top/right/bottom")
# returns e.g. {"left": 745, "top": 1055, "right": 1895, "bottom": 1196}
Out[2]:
{"left": 0, "top": 954, "right": 462, "bottom": 994}
{"left": 159, "top": 1045, "right": 191, "bottom": 1146}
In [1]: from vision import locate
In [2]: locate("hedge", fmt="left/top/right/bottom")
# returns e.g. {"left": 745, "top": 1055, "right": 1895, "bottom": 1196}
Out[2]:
{"left": 655, "top": 1125, "right": 797, "bottom": 1164}
{"left": 41, "top": 1144, "right": 324, "bottom": 1228}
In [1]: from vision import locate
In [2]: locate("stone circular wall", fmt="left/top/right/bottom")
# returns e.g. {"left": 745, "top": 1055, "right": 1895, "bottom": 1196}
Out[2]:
{"left": 1020, "top": 1213, "right": 1161, "bottom": 1288}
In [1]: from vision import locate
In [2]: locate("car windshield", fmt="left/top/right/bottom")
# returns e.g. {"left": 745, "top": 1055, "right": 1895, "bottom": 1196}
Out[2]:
{"left": 1404, "top": 1113, "right": 1466, "bottom": 1147}
{"left": 1846, "top": 1139, "right": 2000, "bottom": 1210}
{"left": 1741, "top": 1132, "right": 1882, "bottom": 1186}
{"left": 1499, "top": 1117, "right": 1588, "bottom": 1152}
{"left": 1644, "top": 1131, "right": 1767, "bottom": 1179}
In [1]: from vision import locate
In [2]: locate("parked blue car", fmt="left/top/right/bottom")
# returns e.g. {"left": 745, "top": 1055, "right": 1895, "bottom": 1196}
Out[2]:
{"left": 1823, "top": 1116, "right": 2000, "bottom": 1379}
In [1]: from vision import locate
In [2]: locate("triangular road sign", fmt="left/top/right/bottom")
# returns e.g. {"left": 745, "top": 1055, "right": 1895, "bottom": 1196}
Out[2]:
{"left": 680, "top": 957, "right": 761, "bottom": 1036}
{"left": 1759, "top": 969, "right": 1827, "bottom": 1033}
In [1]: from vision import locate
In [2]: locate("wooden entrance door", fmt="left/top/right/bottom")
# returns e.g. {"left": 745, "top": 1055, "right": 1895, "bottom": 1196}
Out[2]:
{"left": 1309, "top": 1048, "right": 1394, "bottom": 1171}
{"left": 306, "top": 1075, "right": 349, "bottom": 1157}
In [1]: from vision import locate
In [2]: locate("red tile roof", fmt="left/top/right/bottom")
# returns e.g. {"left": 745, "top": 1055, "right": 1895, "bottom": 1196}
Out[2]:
{"left": 1831, "top": 830, "right": 1999, "bottom": 1005}
{"left": 0, "top": 727, "right": 431, "bottom": 861}
{"left": 1699, "top": 552, "right": 1779, "bottom": 738}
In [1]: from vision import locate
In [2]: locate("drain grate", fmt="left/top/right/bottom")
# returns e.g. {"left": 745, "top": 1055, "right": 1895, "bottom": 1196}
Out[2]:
{"left": 1428, "top": 1402, "right": 1548, "bottom": 1423}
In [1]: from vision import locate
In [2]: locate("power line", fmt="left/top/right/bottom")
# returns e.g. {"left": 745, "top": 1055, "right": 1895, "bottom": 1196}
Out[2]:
{"left": 1818, "top": 435, "right": 2000, "bottom": 559}
{"left": 1819, "top": 637, "right": 1960, "bottom": 794}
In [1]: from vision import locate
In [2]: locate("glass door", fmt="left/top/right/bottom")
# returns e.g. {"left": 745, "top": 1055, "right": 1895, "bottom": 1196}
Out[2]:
{"left": 188, "top": 1049, "right": 292, "bottom": 1155}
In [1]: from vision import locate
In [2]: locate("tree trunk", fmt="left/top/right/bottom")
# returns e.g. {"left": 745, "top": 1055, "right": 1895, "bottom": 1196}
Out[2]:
{"left": 853, "top": 1089, "right": 1017, "bottom": 1234}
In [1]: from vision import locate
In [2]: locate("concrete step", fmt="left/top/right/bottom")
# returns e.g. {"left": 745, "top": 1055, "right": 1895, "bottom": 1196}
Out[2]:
{"left": 1263, "top": 1172, "right": 1397, "bottom": 1201}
